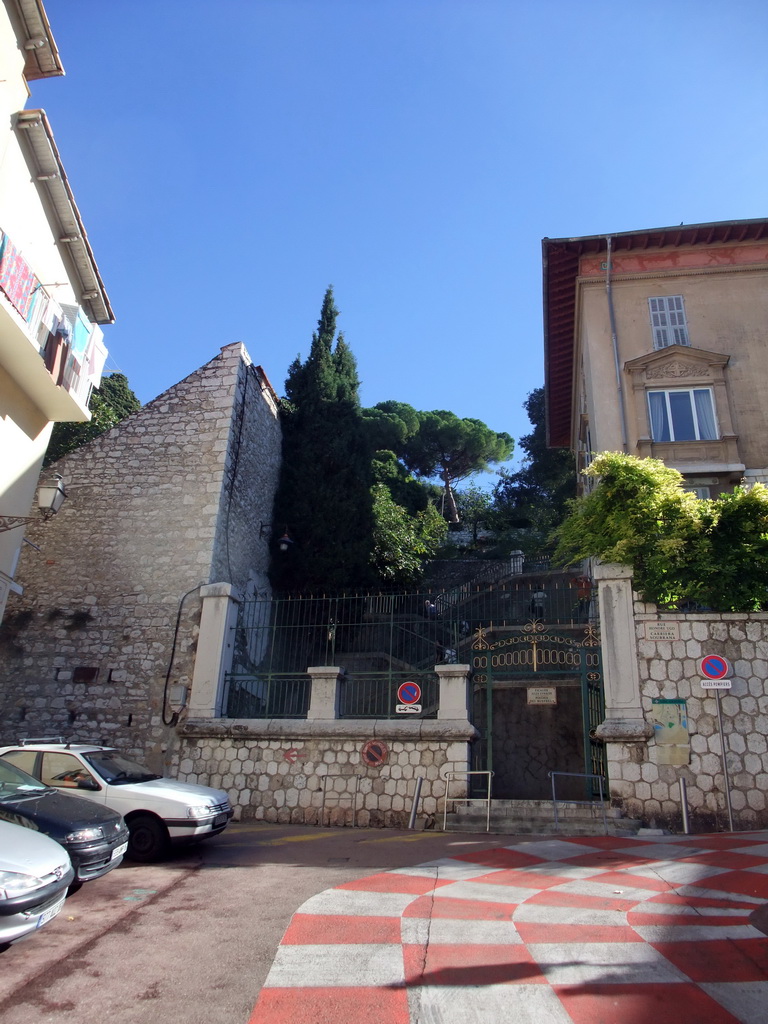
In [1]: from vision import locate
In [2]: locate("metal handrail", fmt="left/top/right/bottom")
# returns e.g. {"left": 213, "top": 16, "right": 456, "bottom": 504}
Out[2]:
{"left": 320, "top": 773, "right": 361, "bottom": 827}
{"left": 548, "top": 770, "right": 607, "bottom": 834}
{"left": 442, "top": 770, "right": 494, "bottom": 832}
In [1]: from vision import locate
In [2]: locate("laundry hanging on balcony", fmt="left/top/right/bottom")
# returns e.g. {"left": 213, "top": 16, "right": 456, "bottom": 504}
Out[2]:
{"left": 0, "top": 230, "right": 37, "bottom": 319}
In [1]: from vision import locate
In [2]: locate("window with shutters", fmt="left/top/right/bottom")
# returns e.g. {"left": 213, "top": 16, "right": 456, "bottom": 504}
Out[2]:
{"left": 648, "top": 295, "right": 689, "bottom": 348}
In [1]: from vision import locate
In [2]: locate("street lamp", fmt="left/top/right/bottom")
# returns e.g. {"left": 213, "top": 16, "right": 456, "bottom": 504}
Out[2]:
{"left": 0, "top": 475, "right": 67, "bottom": 533}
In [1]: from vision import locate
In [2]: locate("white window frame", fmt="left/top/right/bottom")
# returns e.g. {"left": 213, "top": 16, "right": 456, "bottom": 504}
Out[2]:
{"left": 647, "top": 387, "right": 718, "bottom": 442}
{"left": 648, "top": 295, "right": 689, "bottom": 348}
{"left": 684, "top": 485, "right": 711, "bottom": 499}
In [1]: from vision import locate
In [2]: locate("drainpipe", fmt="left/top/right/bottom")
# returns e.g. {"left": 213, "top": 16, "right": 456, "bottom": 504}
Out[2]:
{"left": 605, "top": 236, "right": 629, "bottom": 452}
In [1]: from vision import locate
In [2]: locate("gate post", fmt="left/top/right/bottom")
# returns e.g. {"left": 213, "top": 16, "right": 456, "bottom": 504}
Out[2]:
{"left": 593, "top": 563, "right": 652, "bottom": 743}
{"left": 435, "top": 663, "right": 472, "bottom": 721}
{"left": 188, "top": 583, "right": 241, "bottom": 719}
{"left": 307, "top": 666, "right": 342, "bottom": 719}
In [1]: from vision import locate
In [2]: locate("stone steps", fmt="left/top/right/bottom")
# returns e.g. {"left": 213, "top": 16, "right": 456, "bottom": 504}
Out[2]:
{"left": 442, "top": 798, "right": 643, "bottom": 836}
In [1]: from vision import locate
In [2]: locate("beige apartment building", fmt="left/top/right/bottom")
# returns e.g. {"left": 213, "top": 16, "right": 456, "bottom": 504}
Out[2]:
{"left": 543, "top": 218, "right": 768, "bottom": 496}
{"left": 0, "top": 0, "right": 112, "bottom": 622}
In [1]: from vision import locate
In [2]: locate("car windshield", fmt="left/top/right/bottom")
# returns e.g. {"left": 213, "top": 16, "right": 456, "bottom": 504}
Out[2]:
{"left": 0, "top": 758, "right": 49, "bottom": 797}
{"left": 83, "top": 751, "right": 161, "bottom": 785}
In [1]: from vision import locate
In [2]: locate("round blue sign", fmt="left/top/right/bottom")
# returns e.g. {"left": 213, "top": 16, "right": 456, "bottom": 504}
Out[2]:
{"left": 700, "top": 655, "right": 731, "bottom": 679}
{"left": 397, "top": 681, "right": 421, "bottom": 705}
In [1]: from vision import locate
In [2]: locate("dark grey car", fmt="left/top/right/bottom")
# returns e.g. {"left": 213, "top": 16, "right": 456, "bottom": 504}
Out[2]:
{"left": 0, "top": 760, "right": 128, "bottom": 884}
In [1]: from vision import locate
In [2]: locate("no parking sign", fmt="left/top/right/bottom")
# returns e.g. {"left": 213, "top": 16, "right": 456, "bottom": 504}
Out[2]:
{"left": 699, "top": 655, "right": 732, "bottom": 689}
{"left": 396, "top": 680, "right": 422, "bottom": 715}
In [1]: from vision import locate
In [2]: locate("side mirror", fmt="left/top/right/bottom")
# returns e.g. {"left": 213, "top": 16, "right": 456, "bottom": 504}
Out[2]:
{"left": 77, "top": 778, "right": 101, "bottom": 791}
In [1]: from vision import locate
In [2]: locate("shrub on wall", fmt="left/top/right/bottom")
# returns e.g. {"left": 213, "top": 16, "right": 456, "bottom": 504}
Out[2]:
{"left": 554, "top": 452, "right": 768, "bottom": 611}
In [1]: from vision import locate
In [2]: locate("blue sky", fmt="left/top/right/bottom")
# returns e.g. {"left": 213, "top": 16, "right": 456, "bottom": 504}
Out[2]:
{"left": 36, "top": 0, "right": 768, "bottom": 479}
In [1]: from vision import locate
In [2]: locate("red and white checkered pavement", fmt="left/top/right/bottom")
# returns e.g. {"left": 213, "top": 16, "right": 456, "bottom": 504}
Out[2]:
{"left": 248, "top": 832, "right": 768, "bottom": 1024}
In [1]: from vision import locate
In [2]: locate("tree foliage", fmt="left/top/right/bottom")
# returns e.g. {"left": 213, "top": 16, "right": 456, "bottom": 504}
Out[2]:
{"left": 272, "top": 289, "right": 515, "bottom": 589}
{"left": 554, "top": 451, "right": 768, "bottom": 611}
{"left": 493, "top": 388, "right": 575, "bottom": 546}
{"left": 44, "top": 373, "right": 141, "bottom": 466}
{"left": 271, "top": 287, "right": 375, "bottom": 591}
{"left": 454, "top": 485, "right": 495, "bottom": 543}
{"left": 398, "top": 410, "right": 513, "bottom": 522}
{"left": 370, "top": 484, "right": 447, "bottom": 585}
{"left": 371, "top": 450, "right": 440, "bottom": 516}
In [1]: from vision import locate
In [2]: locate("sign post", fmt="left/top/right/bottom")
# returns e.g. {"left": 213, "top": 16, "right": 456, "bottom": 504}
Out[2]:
{"left": 699, "top": 655, "right": 734, "bottom": 832}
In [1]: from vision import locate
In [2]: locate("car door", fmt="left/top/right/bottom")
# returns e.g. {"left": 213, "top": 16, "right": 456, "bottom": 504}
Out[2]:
{"left": 38, "top": 751, "right": 108, "bottom": 808}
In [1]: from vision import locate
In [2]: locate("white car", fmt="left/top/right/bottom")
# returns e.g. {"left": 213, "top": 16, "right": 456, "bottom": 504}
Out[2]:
{"left": 0, "top": 742, "right": 234, "bottom": 863}
{"left": 0, "top": 820, "right": 74, "bottom": 947}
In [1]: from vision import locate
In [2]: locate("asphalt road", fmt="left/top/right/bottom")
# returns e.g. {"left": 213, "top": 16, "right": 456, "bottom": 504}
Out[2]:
{"left": 0, "top": 822, "right": 516, "bottom": 1024}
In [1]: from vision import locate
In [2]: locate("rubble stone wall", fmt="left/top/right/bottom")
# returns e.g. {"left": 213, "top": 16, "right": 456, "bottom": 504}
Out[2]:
{"left": 174, "top": 719, "right": 475, "bottom": 828}
{"left": 0, "top": 344, "right": 281, "bottom": 772}
{"left": 607, "top": 604, "right": 768, "bottom": 831}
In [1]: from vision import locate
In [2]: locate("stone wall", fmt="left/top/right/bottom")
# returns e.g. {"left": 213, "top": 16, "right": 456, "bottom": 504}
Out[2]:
{"left": 606, "top": 600, "right": 768, "bottom": 832}
{"left": 174, "top": 719, "right": 475, "bottom": 827}
{"left": 0, "top": 344, "right": 281, "bottom": 772}
{"left": 743, "top": 468, "right": 768, "bottom": 486}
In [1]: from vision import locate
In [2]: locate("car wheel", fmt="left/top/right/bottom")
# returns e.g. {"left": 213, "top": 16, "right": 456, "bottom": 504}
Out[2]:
{"left": 127, "top": 815, "right": 169, "bottom": 862}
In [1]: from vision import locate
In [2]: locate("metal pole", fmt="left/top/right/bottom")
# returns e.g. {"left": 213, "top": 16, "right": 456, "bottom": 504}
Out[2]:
{"left": 679, "top": 776, "right": 690, "bottom": 835}
{"left": 550, "top": 771, "right": 560, "bottom": 832}
{"left": 714, "top": 689, "right": 734, "bottom": 832}
{"left": 408, "top": 776, "right": 424, "bottom": 830}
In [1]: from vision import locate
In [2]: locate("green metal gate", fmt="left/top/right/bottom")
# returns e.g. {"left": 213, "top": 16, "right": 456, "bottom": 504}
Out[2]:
{"left": 470, "top": 620, "right": 606, "bottom": 798}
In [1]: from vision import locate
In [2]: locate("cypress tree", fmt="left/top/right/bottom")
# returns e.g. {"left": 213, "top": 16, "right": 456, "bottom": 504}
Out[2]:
{"left": 271, "top": 287, "right": 374, "bottom": 591}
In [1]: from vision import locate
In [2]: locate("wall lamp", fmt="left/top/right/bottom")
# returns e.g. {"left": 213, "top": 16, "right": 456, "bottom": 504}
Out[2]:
{"left": 0, "top": 476, "right": 67, "bottom": 533}
{"left": 38, "top": 475, "right": 67, "bottom": 519}
{"left": 277, "top": 527, "right": 294, "bottom": 553}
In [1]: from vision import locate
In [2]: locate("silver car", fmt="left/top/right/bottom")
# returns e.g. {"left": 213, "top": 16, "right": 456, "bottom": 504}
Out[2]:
{"left": 0, "top": 820, "right": 74, "bottom": 947}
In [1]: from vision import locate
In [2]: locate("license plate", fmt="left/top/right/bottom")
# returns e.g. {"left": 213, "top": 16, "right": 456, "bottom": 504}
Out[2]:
{"left": 111, "top": 842, "right": 129, "bottom": 861}
{"left": 37, "top": 894, "right": 66, "bottom": 928}
{"left": 213, "top": 813, "right": 227, "bottom": 827}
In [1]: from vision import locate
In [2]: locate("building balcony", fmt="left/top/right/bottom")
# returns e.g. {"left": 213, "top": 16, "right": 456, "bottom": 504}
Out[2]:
{"left": 635, "top": 436, "right": 745, "bottom": 480}
{"left": 0, "top": 235, "right": 107, "bottom": 422}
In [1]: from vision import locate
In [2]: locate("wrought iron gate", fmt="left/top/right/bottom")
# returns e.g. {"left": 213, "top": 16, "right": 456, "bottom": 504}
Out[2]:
{"left": 470, "top": 620, "right": 606, "bottom": 798}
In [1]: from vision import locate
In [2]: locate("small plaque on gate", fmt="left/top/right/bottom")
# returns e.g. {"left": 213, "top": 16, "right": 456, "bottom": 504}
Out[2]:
{"left": 527, "top": 686, "right": 557, "bottom": 706}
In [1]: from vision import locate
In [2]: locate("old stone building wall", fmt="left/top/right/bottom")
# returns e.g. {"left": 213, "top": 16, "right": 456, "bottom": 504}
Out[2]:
{"left": 0, "top": 343, "right": 281, "bottom": 771}
{"left": 607, "top": 603, "right": 768, "bottom": 832}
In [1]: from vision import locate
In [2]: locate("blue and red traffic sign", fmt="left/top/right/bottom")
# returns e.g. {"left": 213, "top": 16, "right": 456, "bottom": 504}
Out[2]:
{"left": 699, "top": 655, "right": 732, "bottom": 680}
{"left": 397, "top": 681, "right": 422, "bottom": 705}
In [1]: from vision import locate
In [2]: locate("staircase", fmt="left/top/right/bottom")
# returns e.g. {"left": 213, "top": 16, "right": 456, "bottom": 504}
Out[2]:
{"left": 442, "top": 799, "right": 642, "bottom": 837}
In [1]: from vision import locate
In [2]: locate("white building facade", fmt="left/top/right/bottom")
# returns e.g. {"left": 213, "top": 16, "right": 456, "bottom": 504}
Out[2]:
{"left": 0, "top": 0, "right": 112, "bottom": 621}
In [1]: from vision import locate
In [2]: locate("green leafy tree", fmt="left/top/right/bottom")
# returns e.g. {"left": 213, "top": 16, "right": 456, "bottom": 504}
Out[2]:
{"left": 271, "top": 287, "right": 375, "bottom": 591}
{"left": 493, "top": 388, "right": 575, "bottom": 546}
{"left": 371, "top": 450, "right": 440, "bottom": 516}
{"left": 362, "top": 400, "right": 421, "bottom": 455}
{"left": 44, "top": 373, "right": 141, "bottom": 466}
{"left": 554, "top": 451, "right": 768, "bottom": 611}
{"left": 370, "top": 484, "right": 447, "bottom": 585}
{"left": 454, "top": 485, "right": 495, "bottom": 543}
{"left": 401, "top": 410, "right": 513, "bottom": 522}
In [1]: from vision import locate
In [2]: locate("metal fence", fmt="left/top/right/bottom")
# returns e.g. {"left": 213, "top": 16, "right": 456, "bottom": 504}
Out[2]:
{"left": 223, "top": 572, "right": 591, "bottom": 719}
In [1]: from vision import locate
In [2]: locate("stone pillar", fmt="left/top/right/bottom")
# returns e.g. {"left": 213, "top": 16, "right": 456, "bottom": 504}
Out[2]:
{"left": 188, "top": 583, "right": 241, "bottom": 719}
{"left": 306, "top": 666, "right": 342, "bottom": 719}
{"left": 593, "top": 563, "right": 652, "bottom": 742}
{"left": 435, "top": 663, "right": 472, "bottom": 721}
